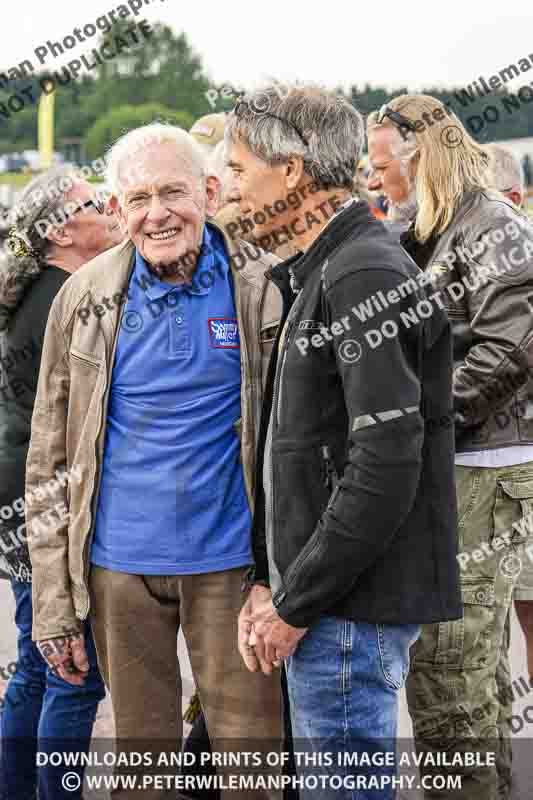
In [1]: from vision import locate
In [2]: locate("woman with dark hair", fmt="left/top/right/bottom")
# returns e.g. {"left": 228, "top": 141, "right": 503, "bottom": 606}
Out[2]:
{"left": 0, "top": 165, "right": 121, "bottom": 800}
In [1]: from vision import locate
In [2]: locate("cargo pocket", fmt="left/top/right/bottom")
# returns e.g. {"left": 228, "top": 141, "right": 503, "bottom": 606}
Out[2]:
{"left": 409, "top": 578, "right": 495, "bottom": 669}
{"left": 431, "top": 578, "right": 495, "bottom": 669}
{"left": 492, "top": 476, "right": 533, "bottom": 552}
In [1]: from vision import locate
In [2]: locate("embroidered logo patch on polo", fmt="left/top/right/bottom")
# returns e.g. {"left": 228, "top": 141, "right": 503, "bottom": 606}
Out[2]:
{"left": 208, "top": 318, "right": 240, "bottom": 348}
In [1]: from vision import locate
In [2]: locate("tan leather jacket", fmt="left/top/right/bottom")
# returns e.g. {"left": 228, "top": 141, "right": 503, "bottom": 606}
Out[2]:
{"left": 26, "top": 230, "right": 281, "bottom": 641}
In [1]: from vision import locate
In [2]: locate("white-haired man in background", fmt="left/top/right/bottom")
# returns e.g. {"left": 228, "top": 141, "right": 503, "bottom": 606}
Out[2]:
{"left": 486, "top": 141, "right": 533, "bottom": 699}
{"left": 25, "top": 123, "right": 282, "bottom": 800}
{"left": 488, "top": 143, "right": 526, "bottom": 209}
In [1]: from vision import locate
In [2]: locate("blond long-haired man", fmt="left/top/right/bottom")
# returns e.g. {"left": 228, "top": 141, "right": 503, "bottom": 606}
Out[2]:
{"left": 368, "top": 96, "right": 533, "bottom": 800}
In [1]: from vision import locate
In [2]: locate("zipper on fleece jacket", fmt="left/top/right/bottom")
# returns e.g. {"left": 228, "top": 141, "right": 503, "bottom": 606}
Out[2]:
{"left": 274, "top": 287, "right": 305, "bottom": 427}
{"left": 321, "top": 444, "right": 339, "bottom": 492}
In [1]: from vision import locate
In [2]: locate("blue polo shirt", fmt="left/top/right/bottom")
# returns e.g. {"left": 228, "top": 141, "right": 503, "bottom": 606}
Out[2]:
{"left": 90, "top": 224, "right": 252, "bottom": 574}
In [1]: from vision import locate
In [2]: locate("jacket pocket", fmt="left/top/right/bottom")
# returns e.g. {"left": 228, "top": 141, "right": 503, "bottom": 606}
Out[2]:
{"left": 261, "top": 323, "right": 278, "bottom": 346}
{"left": 272, "top": 445, "right": 330, "bottom": 577}
{"left": 70, "top": 347, "right": 102, "bottom": 369}
{"left": 67, "top": 350, "right": 103, "bottom": 466}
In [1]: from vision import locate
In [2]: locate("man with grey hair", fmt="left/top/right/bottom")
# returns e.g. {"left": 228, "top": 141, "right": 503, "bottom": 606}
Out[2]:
{"left": 231, "top": 84, "right": 461, "bottom": 800}
{"left": 25, "top": 123, "right": 282, "bottom": 800}
{"left": 488, "top": 143, "right": 526, "bottom": 209}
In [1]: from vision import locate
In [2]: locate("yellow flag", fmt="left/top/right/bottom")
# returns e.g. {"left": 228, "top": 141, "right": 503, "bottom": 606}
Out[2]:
{"left": 38, "top": 85, "right": 55, "bottom": 170}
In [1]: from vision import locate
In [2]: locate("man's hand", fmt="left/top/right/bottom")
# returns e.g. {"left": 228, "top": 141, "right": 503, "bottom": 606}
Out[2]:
{"left": 238, "top": 584, "right": 278, "bottom": 674}
{"left": 250, "top": 598, "right": 307, "bottom": 675}
{"left": 38, "top": 632, "right": 89, "bottom": 685}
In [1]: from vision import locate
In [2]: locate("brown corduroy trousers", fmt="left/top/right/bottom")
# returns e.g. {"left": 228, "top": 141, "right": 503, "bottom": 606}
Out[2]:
{"left": 90, "top": 565, "right": 282, "bottom": 800}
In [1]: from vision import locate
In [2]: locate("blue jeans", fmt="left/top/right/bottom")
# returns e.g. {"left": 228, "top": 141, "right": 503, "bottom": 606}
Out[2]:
{"left": 0, "top": 580, "right": 105, "bottom": 800}
{"left": 286, "top": 617, "right": 421, "bottom": 800}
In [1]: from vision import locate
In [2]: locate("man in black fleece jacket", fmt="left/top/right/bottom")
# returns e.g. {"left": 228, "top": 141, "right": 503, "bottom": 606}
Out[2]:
{"left": 226, "top": 84, "right": 462, "bottom": 800}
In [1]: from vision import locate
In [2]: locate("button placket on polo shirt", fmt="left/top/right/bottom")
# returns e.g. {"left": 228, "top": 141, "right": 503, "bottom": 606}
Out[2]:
{"left": 169, "top": 289, "right": 191, "bottom": 355}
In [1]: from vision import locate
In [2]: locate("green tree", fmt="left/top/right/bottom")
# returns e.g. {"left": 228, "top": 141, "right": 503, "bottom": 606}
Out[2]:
{"left": 88, "top": 22, "right": 213, "bottom": 120}
{"left": 0, "top": 22, "right": 214, "bottom": 156}
{"left": 84, "top": 103, "right": 194, "bottom": 158}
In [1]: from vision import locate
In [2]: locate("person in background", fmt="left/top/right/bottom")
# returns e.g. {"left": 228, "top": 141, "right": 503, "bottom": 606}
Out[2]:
{"left": 486, "top": 142, "right": 533, "bottom": 690}
{"left": 0, "top": 165, "right": 119, "bottom": 800}
{"left": 190, "top": 112, "right": 230, "bottom": 221}
{"left": 190, "top": 112, "right": 227, "bottom": 156}
{"left": 488, "top": 143, "right": 526, "bottom": 209}
{"left": 367, "top": 95, "right": 533, "bottom": 799}
{"left": 354, "top": 155, "right": 387, "bottom": 219}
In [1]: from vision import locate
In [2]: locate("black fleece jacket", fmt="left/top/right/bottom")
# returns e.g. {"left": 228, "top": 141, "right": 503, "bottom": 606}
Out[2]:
{"left": 251, "top": 201, "right": 463, "bottom": 628}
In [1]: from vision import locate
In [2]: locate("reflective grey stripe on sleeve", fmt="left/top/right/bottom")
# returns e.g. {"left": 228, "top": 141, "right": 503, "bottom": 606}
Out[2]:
{"left": 376, "top": 409, "right": 403, "bottom": 422}
{"left": 352, "top": 405, "right": 419, "bottom": 432}
{"left": 352, "top": 414, "right": 377, "bottom": 432}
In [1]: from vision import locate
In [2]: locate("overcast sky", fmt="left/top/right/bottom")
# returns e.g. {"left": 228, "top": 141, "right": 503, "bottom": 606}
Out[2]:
{"left": 2, "top": 0, "right": 533, "bottom": 94}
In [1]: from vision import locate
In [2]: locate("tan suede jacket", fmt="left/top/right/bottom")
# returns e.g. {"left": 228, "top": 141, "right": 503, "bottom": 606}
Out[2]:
{"left": 26, "top": 230, "right": 281, "bottom": 641}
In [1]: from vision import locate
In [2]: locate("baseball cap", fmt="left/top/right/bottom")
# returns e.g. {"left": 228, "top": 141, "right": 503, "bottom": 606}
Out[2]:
{"left": 190, "top": 113, "right": 227, "bottom": 150}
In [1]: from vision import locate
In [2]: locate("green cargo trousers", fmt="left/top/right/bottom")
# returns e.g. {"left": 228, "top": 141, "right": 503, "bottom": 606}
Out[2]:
{"left": 406, "top": 462, "right": 533, "bottom": 799}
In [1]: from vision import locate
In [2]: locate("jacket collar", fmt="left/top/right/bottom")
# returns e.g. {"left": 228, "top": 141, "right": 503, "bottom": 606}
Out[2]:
{"left": 90, "top": 216, "right": 275, "bottom": 299}
{"left": 269, "top": 200, "right": 376, "bottom": 292}
{"left": 71, "top": 220, "right": 279, "bottom": 348}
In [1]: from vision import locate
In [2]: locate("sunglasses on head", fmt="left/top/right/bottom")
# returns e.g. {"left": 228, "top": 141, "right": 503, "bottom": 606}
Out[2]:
{"left": 376, "top": 105, "right": 417, "bottom": 133}
{"left": 72, "top": 196, "right": 106, "bottom": 216}
{"left": 234, "top": 100, "right": 309, "bottom": 148}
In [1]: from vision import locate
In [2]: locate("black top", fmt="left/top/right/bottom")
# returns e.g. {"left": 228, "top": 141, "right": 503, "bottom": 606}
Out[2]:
{"left": 251, "top": 200, "right": 463, "bottom": 627}
{"left": 0, "top": 264, "right": 69, "bottom": 581}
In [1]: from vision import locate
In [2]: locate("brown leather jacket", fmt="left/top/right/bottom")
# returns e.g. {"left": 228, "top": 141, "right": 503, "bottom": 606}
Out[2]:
{"left": 25, "top": 229, "right": 281, "bottom": 641}
{"left": 415, "top": 190, "right": 533, "bottom": 452}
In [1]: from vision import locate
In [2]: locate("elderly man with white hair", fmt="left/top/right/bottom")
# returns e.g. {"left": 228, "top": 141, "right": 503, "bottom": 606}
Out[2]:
{"left": 25, "top": 123, "right": 282, "bottom": 800}
{"left": 488, "top": 143, "right": 526, "bottom": 209}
